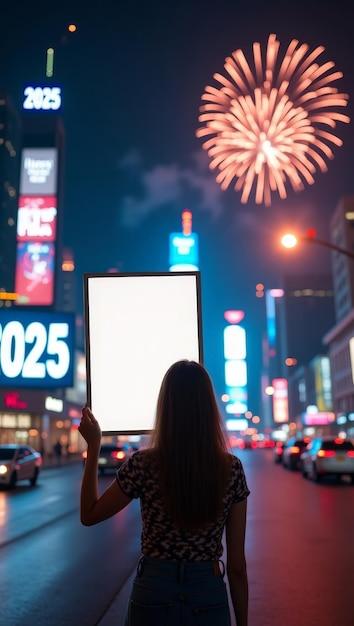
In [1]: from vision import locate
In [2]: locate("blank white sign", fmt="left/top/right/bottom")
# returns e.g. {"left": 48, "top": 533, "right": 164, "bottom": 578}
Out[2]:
{"left": 85, "top": 273, "right": 202, "bottom": 433}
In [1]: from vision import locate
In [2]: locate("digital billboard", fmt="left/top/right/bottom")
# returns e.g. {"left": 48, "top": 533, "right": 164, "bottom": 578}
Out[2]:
{"left": 223, "top": 311, "right": 248, "bottom": 415}
{"left": 272, "top": 378, "right": 289, "bottom": 423}
{"left": 23, "top": 86, "right": 61, "bottom": 111}
{"left": 17, "top": 196, "right": 57, "bottom": 242}
{"left": 169, "top": 233, "right": 199, "bottom": 271}
{"left": 20, "top": 148, "right": 58, "bottom": 195}
{"left": 0, "top": 310, "right": 74, "bottom": 388}
{"left": 15, "top": 242, "right": 55, "bottom": 305}
{"left": 85, "top": 272, "right": 202, "bottom": 434}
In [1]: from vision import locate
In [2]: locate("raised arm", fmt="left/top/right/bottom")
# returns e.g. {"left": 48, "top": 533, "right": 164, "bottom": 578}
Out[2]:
{"left": 79, "top": 407, "right": 131, "bottom": 526}
{"left": 226, "top": 499, "right": 248, "bottom": 626}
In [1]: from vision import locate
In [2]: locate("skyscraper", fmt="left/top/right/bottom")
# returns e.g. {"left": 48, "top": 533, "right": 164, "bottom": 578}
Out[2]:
{"left": 330, "top": 197, "right": 354, "bottom": 322}
{"left": 0, "top": 93, "right": 20, "bottom": 294}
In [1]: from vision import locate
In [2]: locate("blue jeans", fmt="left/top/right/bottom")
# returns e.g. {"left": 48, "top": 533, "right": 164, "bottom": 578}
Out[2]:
{"left": 125, "top": 556, "right": 231, "bottom": 626}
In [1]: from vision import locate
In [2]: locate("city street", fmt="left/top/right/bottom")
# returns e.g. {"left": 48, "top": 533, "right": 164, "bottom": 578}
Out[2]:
{"left": 0, "top": 450, "right": 353, "bottom": 626}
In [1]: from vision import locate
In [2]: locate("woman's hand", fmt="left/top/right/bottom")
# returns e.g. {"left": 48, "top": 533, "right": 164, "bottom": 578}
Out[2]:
{"left": 79, "top": 407, "right": 101, "bottom": 448}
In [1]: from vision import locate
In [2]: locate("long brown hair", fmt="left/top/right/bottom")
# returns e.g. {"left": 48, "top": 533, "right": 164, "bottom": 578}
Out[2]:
{"left": 149, "top": 360, "right": 231, "bottom": 531}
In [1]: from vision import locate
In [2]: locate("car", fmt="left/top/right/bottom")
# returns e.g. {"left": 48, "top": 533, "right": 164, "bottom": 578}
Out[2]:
{"left": 82, "top": 444, "right": 132, "bottom": 474}
{"left": 300, "top": 437, "right": 354, "bottom": 483}
{"left": 274, "top": 441, "right": 285, "bottom": 463}
{"left": 0, "top": 444, "right": 42, "bottom": 488}
{"left": 282, "top": 437, "right": 311, "bottom": 470}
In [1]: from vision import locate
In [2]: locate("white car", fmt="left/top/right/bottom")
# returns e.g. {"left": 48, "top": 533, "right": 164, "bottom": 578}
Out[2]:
{"left": 0, "top": 445, "right": 42, "bottom": 488}
{"left": 300, "top": 437, "right": 354, "bottom": 483}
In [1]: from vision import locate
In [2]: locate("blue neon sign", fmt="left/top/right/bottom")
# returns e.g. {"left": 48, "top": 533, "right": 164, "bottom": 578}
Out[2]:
{"left": 0, "top": 310, "right": 74, "bottom": 388}
{"left": 169, "top": 232, "right": 199, "bottom": 270}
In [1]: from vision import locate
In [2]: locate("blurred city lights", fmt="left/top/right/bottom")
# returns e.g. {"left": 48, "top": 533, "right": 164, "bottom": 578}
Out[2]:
{"left": 256, "top": 283, "right": 265, "bottom": 298}
{"left": 68, "top": 24, "right": 77, "bottom": 32}
{"left": 62, "top": 260, "right": 75, "bottom": 272}
{"left": 224, "top": 310, "right": 245, "bottom": 324}
{"left": 46, "top": 48, "right": 54, "bottom": 78}
{"left": 265, "top": 386, "right": 274, "bottom": 396}
{"left": 285, "top": 357, "right": 298, "bottom": 367}
{"left": 252, "top": 416, "right": 261, "bottom": 424}
{"left": 306, "top": 228, "right": 317, "bottom": 239}
{"left": 281, "top": 233, "right": 298, "bottom": 249}
{"left": 245, "top": 410, "right": 253, "bottom": 418}
{"left": 0, "top": 291, "right": 17, "bottom": 300}
{"left": 221, "top": 393, "right": 230, "bottom": 402}
{"left": 269, "top": 288, "right": 284, "bottom": 298}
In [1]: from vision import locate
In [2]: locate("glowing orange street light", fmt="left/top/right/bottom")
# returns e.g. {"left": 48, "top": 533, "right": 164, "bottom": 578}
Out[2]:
{"left": 281, "top": 229, "right": 354, "bottom": 260}
{"left": 281, "top": 233, "right": 298, "bottom": 249}
{"left": 68, "top": 24, "right": 77, "bottom": 32}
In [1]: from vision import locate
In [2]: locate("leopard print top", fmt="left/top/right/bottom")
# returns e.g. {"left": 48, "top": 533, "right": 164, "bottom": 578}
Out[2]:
{"left": 116, "top": 451, "right": 250, "bottom": 560}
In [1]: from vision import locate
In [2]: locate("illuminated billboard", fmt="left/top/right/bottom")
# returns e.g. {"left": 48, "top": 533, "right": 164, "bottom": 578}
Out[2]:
{"left": 15, "top": 242, "right": 55, "bottom": 305}
{"left": 169, "top": 210, "right": 199, "bottom": 272}
{"left": 303, "top": 411, "right": 335, "bottom": 426}
{"left": 226, "top": 418, "right": 248, "bottom": 431}
{"left": 223, "top": 311, "right": 248, "bottom": 415}
{"left": 17, "top": 196, "right": 57, "bottom": 242}
{"left": 15, "top": 147, "right": 58, "bottom": 307}
{"left": 23, "top": 86, "right": 61, "bottom": 111}
{"left": 272, "top": 378, "right": 289, "bottom": 423}
{"left": 20, "top": 148, "right": 58, "bottom": 195}
{"left": 85, "top": 272, "right": 202, "bottom": 434}
{"left": 0, "top": 310, "right": 74, "bottom": 388}
{"left": 169, "top": 233, "right": 199, "bottom": 270}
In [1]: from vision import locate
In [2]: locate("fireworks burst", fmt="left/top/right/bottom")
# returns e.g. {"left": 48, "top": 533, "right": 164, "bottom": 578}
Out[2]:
{"left": 196, "top": 34, "right": 350, "bottom": 205}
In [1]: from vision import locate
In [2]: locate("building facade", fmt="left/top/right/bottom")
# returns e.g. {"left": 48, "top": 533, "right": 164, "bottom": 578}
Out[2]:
{"left": 323, "top": 197, "right": 354, "bottom": 436}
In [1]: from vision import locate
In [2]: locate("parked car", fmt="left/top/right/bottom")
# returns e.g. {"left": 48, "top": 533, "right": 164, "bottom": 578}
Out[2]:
{"left": 300, "top": 437, "right": 354, "bottom": 483}
{"left": 274, "top": 441, "right": 285, "bottom": 463}
{"left": 0, "top": 444, "right": 42, "bottom": 488}
{"left": 282, "top": 437, "right": 311, "bottom": 470}
{"left": 82, "top": 443, "right": 132, "bottom": 474}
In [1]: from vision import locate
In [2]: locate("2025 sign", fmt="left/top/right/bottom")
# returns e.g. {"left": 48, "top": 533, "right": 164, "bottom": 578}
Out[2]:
{"left": 0, "top": 311, "right": 74, "bottom": 388}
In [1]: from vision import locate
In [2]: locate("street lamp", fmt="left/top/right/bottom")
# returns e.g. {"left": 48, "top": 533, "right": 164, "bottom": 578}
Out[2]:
{"left": 280, "top": 229, "right": 354, "bottom": 260}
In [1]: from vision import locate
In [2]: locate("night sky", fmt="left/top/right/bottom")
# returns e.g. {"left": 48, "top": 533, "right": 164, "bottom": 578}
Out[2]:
{"left": 1, "top": 0, "right": 354, "bottom": 412}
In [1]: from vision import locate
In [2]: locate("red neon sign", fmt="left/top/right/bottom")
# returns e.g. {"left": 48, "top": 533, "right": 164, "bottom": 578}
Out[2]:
{"left": 4, "top": 392, "right": 28, "bottom": 410}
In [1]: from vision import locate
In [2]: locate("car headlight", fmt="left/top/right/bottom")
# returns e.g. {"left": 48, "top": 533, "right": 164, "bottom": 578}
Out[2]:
{"left": 0, "top": 465, "right": 8, "bottom": 475}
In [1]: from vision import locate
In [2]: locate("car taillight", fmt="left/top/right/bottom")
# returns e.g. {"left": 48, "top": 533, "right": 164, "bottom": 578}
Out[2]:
{"left": 317, "top": 450, "right": 335, "bottom": 458}
{"left": 290, "top": 446, "right": 300, "bottom": 454}
{"left": 346, "top": 451, "right": 354, "bottom": 458}
{"left": 82, "top": 450, "right": 88, "bottom": 459}
{"left": 111, "top": 451, "right": 126, "bottom": 460}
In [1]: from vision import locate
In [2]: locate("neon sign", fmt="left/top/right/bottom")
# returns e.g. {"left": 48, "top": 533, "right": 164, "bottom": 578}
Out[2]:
{"left": 272, "top": 378, "right": 289, "bottom": 423}
{"left": 23, "top": 86, "right": 61, "bottom": 111}
{"left": 223, "top": 311, "right": 248, "bottom": 415}
{"left": 169, "top": 210, "right": 199, "bottom": 271}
